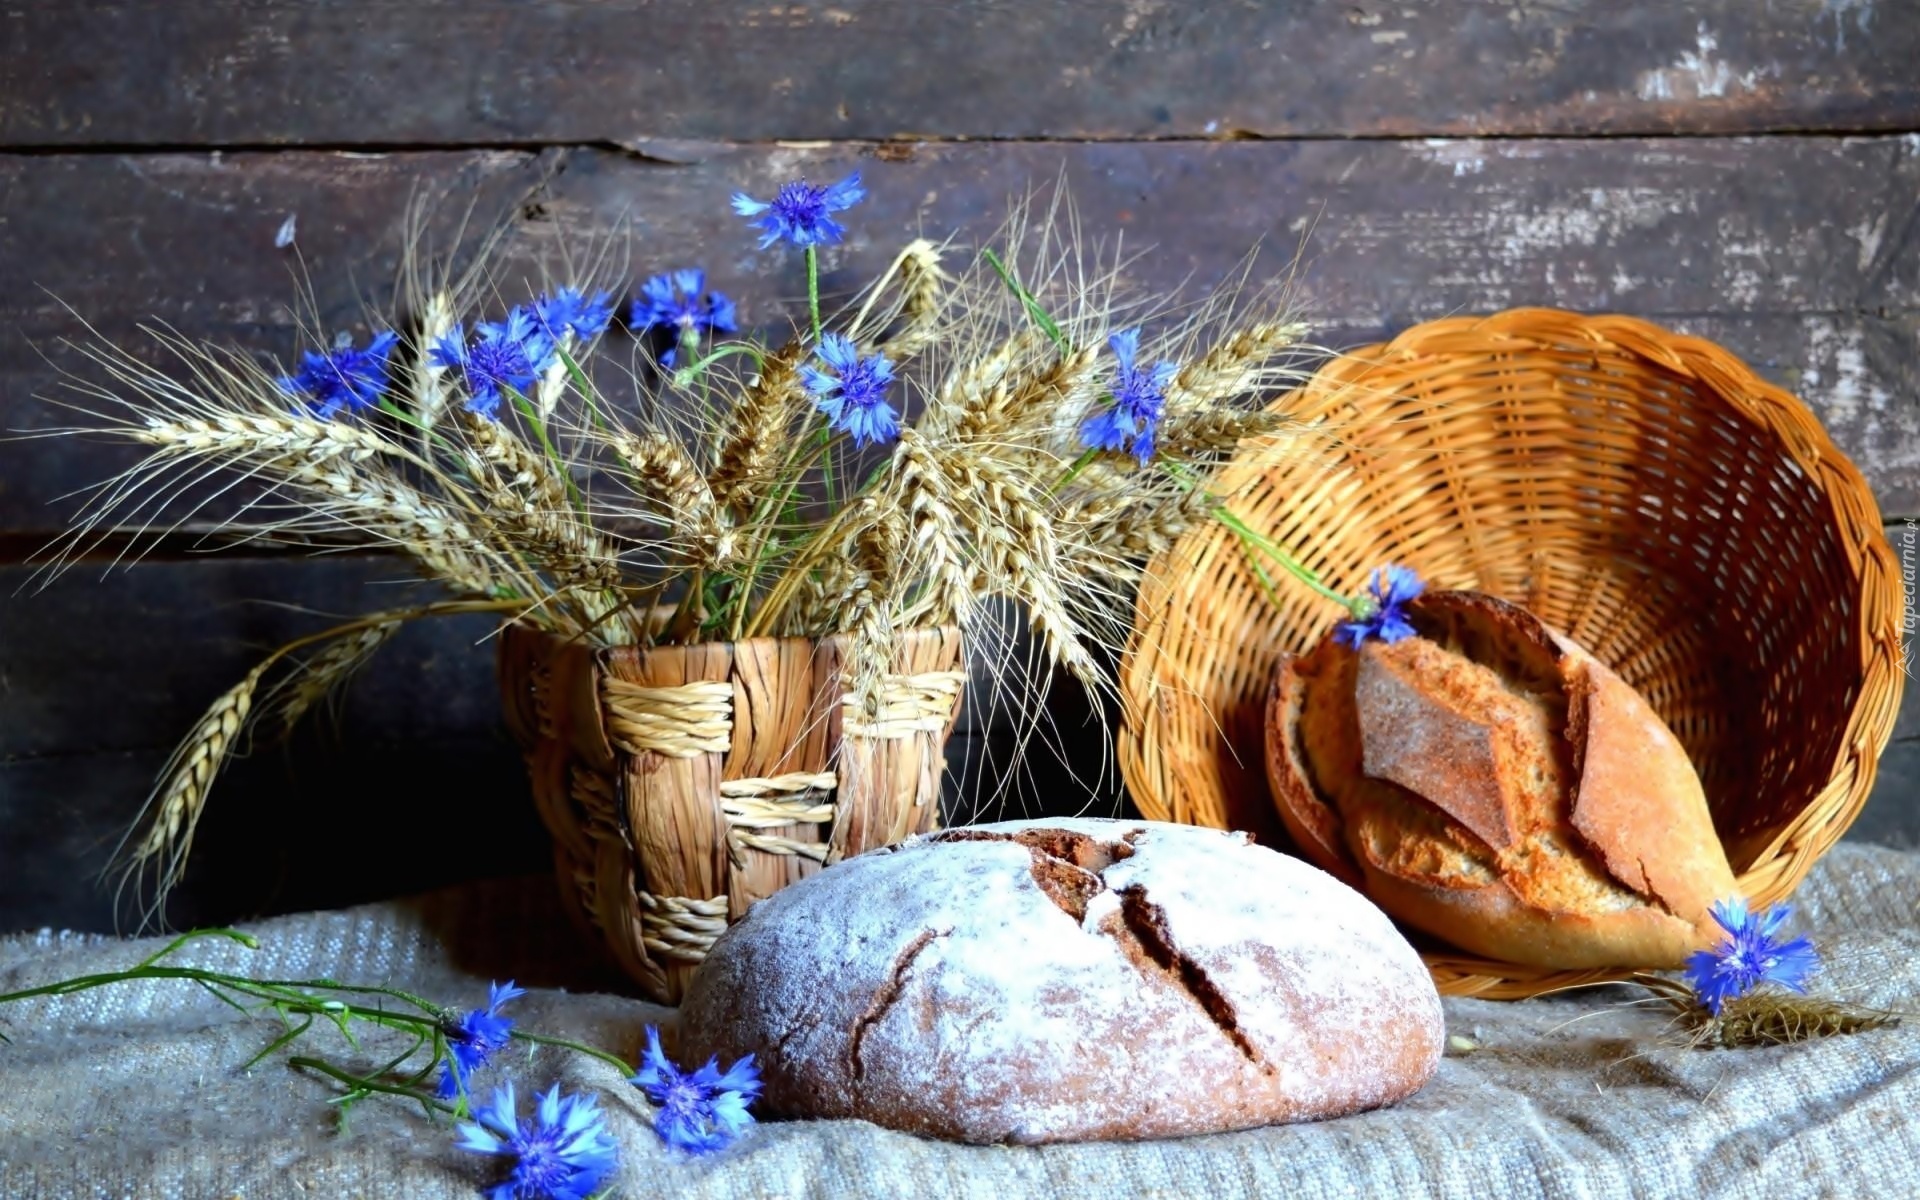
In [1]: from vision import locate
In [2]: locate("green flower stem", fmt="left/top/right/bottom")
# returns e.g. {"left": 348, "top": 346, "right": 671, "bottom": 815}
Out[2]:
{"left": 0, "top": 926, "right": 633, "bottom": 1091}
{"left": 806, "top": 246, "right": 823, "bottom": 345}
{"left": 555, "top": 346, "right": 611, "bottom": 432}
{"left": 1210, "top": 505, "right": 1363, "bottom": 614}
{"left": 1158, "top": 463, "right": 1366, "bottom": 617}
{"left": 669, "top": 342, "right": 766, "bottom": 386}
{"left": 507, "top": 1029, "right": 635, "bottom": 1077}
{"left": 290, "top": 1056, "right": 457, "bottom": 1118}
{"left": 822, "top": 425, "right": 839, "bottom": 511}
{"left": 505, "top": 386, "right": 588, "bottom": 513}
{"left": 982, "top": 248, "right": 1068, "bottom": 354}
{"left": 1051, "top": 446, "right": 1102, "bottom": 494}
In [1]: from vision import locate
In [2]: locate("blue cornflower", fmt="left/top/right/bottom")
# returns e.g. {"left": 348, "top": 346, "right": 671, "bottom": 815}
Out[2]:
{"left": 801, "top": 333, "right": 898, "bottom": 447}
{"left": 731, "top": 172, "right": 866, "bottom": 248}
{"left": 438, "top": 980, "right": 527, "bottom": 1100}
{"left": 455, "top": 1082, "right": 619, "bottom": 1200}
{"left": 630, "top": 1025, "right": 762, "bottom": 1155}
{"left": 278, "top": 330, "right": 398, "bottom": 419}
{"left": 1080, "top": 328, "right": 1175, "bottom": 465}
{"left": 529, "top": 287, "right": 615, "bottom": 342}
{"left": 1333, "top": 565, "right": 1425, "bottom": 649}
{"left": 429, "top": 310, "right": 556, "bottom": 418}
{"left": 1684, "top": 897, "right": 1821, "bottom": 1015}
{"left": 631, "top": 268, "right": 739, "bottom": 344}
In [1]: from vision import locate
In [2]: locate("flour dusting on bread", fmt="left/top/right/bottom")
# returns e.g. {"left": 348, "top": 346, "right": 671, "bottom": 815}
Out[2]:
{"left": 679, "top": 818, "right": 1444, "bottom": 1144}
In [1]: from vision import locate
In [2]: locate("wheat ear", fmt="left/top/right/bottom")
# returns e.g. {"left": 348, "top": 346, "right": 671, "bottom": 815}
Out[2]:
{"left": 834, "top": 510, "right": 909, "bottom": 717}
{"left": 893, "top": 430, "right": 977, "bottom": 628}
{"left": 112, "top": 659, "right": 271, "bottom": 925}
{"left": 132, "top": 413, "right": 402, "bottom": 465}
{"left": 709, "top": 342, "right": 806, "bottom": 512}
{"left": 454, "top": 410, "right": 624, "bottom": 592}
{"left": 111, "top": 599, "right": 528, "bottom": 924}
{"left": 267, "top": 619, "right": 403, "bottom": 737}
{"left": 1163, "top": 319, "right": 1309, "bottom": 411}
{"left": 611, "top": 431, "right": 736, "bottom": 569}
{"left": 847, "top": 238, "right": 952, "bottom": 360}
{"left": 918, "top": 441, "right": 1098, "bottom": 687}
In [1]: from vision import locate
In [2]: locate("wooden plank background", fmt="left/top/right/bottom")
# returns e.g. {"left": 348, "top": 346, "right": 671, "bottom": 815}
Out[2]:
{"left": 1, "top": 1, "right": 1915, "bottom": 931}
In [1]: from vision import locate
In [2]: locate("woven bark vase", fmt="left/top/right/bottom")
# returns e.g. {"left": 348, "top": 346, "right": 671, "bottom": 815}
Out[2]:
{"left": 498, "top": 625, "right": 965, "bottom": 1003}
{"left": 1118, "top": 309, "right": 1904, "bottom": 999}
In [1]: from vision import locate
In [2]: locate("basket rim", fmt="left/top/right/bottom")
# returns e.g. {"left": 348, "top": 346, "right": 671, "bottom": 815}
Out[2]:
{"left": 1117, "top": 307, "right": 1906, "bottom": 999}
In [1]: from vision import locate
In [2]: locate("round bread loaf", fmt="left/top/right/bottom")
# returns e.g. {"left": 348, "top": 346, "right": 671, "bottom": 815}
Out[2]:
{"left": 677, "top": 817, "right": 1443, "bottom": 1144}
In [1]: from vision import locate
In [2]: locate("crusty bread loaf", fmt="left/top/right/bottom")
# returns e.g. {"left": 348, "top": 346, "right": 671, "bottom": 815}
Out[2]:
{"left": 678, "top": 818, "right": 1444, "bottom": 1144}
{"left": 1265, "top": 590, "right": 1738, "bottom": 970}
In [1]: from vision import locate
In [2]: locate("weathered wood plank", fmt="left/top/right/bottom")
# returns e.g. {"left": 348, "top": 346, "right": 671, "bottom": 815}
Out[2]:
{"left": 8, "top": 543, "right": 1908, "bottom": 932}
{"left": 0, "top": 552, "right": 1030, "bottom": 930}
{"left": 3, "top": 136, "right": 1917, "bottom": 532}
{"left": 3, "top": 2, "right": 1916, "bottom": 146}
{"left": 0, "top": 554, "right": 1007, "bottom": 760}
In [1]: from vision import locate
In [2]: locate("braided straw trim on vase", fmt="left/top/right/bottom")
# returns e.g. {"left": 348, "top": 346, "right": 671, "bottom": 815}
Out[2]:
{"left": 1117, "top": 309, "right": 1902, "bottom": 1000}
{"left": 637, "top": 892, "right": 730, "bottom": 964}
{"left": 720, "top": 772, "right": 838, "bottom": 865}
{"left": 599, "top": 678, "right": 735, "bottom": 757}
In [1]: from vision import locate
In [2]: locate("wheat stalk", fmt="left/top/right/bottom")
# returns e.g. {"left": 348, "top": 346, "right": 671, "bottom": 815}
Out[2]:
{"left": 893, "top": 429, "right": 978, "bottom": 628}
{"left": 131, "top": 413, "right": 403, "bottom": 465}
{"left": 609, "top": 430, "right": 737, "bottom": 569}
{"left": 915, "top": 441, "right": 1098, "bottom": 687}
{"left": 268, "top": 619, "right": 403, "bottom": 738}
{"left": 113, "top": 658, "right": 271, "bottom": 924}
{"left": 709, "top": 342, "right": 805, "bottom": 512}
{"left": 1164, "top": 319, "right": 1309, "bottom": 412}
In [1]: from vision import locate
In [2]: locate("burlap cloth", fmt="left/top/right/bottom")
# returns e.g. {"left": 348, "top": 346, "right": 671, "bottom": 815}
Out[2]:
{"left": 1, "top": 843, "right": 1916, "bottom": 1199}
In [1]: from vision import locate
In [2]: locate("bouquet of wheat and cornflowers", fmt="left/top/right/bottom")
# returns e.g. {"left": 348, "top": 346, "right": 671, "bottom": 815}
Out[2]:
{"left": 36, "top": 173, "right": 1326, "bottom": 985}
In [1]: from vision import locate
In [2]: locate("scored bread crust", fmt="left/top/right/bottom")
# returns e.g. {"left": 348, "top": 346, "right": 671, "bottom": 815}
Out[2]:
{"left": 678, "top": 818, "right": 1444, "bottom": 1144}
{"left": 1264, "top": 591, "right": 1738, "bottom": 971}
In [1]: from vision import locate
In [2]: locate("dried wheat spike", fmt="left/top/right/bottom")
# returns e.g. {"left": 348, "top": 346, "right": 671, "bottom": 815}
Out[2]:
{"left": 283, "top": 459, "right": 509, "bottom": 598}
{"left": 270, "top": 619, "right": 401, "bottom": 737}
{"left": 837, "top": 512, "right": 908, "bottom": 717}
{"left": 456, "top": 408, "right": 571, "bottom": 512}
{"left": 917, "top": 442, "right": 1098, "bottom": 687}
{"left": 134, "top": 413, "right": 396, "bottom": 466}
{"left": 1154, "top": 408, "right": 1294, "bottom": 459}
{"left": 409, "top": 290, "right": 459, "bottom": 430}
{"left": 710, "top": 342, "right": 806, "bottom": 512}
{"left": 922, "top": 329, "right": 1049, "bottom": 436}
{"left": 1164, "top": 319, "right": 1309, "bottom": 411}
{"left": 878, "top": 239, "right": 953, "bottom": 360}
{"left": 951, "top": 342, "right": 1102, "bottom": 446}
{"left": 120, "top": 658, "right": 272, "bottom": 911}
{"left": 452, "top": 410, "right": 622, "bottom": 590}
{"left": 893, "top": 430, "right": 977, "bottom": 628}
{"left": 613, "top": 431, "right": 737, "bottom": 568}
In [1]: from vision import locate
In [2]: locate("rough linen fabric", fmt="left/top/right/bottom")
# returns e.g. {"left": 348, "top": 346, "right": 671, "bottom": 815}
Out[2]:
{"left": 0, "top": 846, "right": 1916, "bottom": 1199}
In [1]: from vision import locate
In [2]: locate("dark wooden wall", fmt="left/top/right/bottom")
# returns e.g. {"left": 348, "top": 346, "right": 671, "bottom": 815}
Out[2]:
{"left": 2, "top": 2, "right": 1917, "bottom": 931}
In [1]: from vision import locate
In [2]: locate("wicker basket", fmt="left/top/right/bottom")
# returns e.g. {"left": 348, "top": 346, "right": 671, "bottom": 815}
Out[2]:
{"left": 1118, "top": 309, "right": 1905, "bottom": 999}
{"left": 498, "top": 624, "right": 965, "bottom": 1004}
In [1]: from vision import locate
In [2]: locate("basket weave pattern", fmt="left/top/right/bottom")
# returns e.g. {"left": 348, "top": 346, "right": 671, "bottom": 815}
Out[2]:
{"left": 500, "top": 625, "right": 965, "bottom": 1003}
{"left": 1119, "top": 309, "right": 1905, "bottom": 998}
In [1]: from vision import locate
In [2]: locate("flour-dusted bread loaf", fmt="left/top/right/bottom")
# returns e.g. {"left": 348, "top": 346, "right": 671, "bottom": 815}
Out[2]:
{"left": 677, "top": 817, "right": 1443, "bottom": 1144}
{"left": 1265, "top": 590, "right": 1739, "bottom": 970}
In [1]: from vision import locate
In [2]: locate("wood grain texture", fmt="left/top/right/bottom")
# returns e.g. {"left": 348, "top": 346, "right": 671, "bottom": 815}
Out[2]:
{"left": 0, "top": 554, "right": 1018, "bottom": 931}
{"left": 3, "top": 1, "right": 1915, "bottom": 146}
{"left": 4, "top": 135, "right": 1917, "bottom": 538}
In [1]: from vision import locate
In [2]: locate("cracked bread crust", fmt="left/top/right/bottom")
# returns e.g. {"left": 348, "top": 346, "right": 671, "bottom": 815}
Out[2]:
{"left": 677, "top": 818, "right": 1444, "bottom": 1144}
{"left": 1263, "top": 591, "right": 1738, "bottom": 970}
